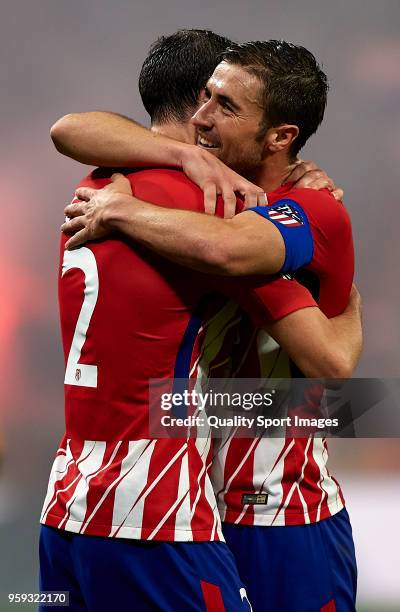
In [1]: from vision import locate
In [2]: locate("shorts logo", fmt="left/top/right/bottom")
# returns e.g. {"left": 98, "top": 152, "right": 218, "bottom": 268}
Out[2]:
{"left": 75, "top": 368, "right": 81, "bottom": 381}
{"left": 242, "top": 493, "right": 268, "bottom": 505}
{"left": 268, "top": 203, "right": 303, "bottom": 227}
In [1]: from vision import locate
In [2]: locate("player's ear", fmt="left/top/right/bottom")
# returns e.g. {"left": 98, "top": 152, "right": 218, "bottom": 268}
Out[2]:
{"left": 264, "top": 124, "right": 299, "bottom": 154}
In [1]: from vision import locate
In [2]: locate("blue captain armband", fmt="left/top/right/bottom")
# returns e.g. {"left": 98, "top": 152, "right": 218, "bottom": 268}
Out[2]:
{"left": 248, "top": 198, "right": 314, "bottom": 273}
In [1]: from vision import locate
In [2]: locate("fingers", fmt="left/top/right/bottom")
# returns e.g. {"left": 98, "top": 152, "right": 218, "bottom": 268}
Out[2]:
{"left": 221, "top": 188, "right": 237, "bottom": 218}
{"left": 294, "top": 170, "right": 334, "bottom": 191}
{"left": 243, "top": 191, "right": 258, "bottom": 209}
{"left": 111, "top": 173, "right": 126, "bottom": 182}
{"left": 64, "top": 201, "right": 88, "bottom": 218}
{"left": 257, "top": 191, "right": 268, "bottom": 207}
{"left": 110, "top": 173, "right": 133, "bottom": 194}
{"left": 65, "top": 228, "right": 89, "bottom": 250}
{"left": 304, "top": 176, "right": 335, "bottom": 191}
{"left": 61, "top": 217, "right": 86, "bottom": 234}
{"left": 75, "top": 186, "right": 95, "bottom": 201}
{"left": 332, "top": 188, "right": 344, "bottom": 201}
{"left": 241, "top": 189, "right": 266, "bottom": 209}
{"left": 286, "top": 160, "right": 318, "bottom": 183}
{"left": 203, "top": 183, "right": 217, "bottom": 215}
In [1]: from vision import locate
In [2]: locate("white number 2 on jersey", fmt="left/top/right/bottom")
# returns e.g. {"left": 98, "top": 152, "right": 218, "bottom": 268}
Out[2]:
{"left": 62, "top": 247, "right": 99, "bottom": 388}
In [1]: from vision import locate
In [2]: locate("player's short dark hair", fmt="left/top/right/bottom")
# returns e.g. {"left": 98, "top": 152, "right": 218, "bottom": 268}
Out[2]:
{"left": 222, "top": 40, "right": 329, "bottom": 156}
{"left": 139, "top": 29, "right": 232, "bottom": 124}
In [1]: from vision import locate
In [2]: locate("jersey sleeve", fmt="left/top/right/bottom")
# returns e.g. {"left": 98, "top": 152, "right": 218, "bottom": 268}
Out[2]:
{"left": 248, "top": 199, "right": 314, "bottom": 273}
{"left": 125, "top": 174, "right": 317, "bottom": 327}
{"left": 217, "top": 275, "right": 317, "bottom": 327}
{"left": 248, "top": 189, "right": 353, "bottom": 279}
{"left": 287, "top": 189, "right": 354, "bottom": 277}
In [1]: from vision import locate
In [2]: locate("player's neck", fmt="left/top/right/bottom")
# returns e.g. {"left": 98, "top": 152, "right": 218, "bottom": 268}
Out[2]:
{"left": 248, "top": 152, "right": 296, "bottom": 192}
{"left": 151, "top": 122, "right": 194, "bottom": 145}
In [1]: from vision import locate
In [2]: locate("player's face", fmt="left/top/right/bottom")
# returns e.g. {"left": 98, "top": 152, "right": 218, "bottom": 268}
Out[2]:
{"left": 192, "top": 62, "right": 267, "bottom": 174}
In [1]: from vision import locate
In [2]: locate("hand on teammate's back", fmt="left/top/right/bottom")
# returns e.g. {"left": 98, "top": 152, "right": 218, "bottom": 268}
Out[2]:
{"left": 62, "top": 174, "right": 132, "bottom": 250}
{"left": 286, "top": 160, "right": 344, "bottom": 201}
{"left": 180, "top": 145, "right": 267, "bottom": 217}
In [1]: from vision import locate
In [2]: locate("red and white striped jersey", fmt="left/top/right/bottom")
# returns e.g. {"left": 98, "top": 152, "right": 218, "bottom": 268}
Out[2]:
{"left": 211, "top": 185, "right": 354, "bottom": 527}
{"left": 41, "top": 170, "right": 315, "bottom": 541}
{"left": 211, "top": 324, "right": 346, "bottom": 527}
{"left": 213, "top": 434, "right": 345, "bottom": 527}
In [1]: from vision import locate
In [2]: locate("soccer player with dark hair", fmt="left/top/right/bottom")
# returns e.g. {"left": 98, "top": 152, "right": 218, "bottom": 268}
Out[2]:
{"left": 139, "top": 29, "right": 232, "bottom": 125}
{"left": 50, "top": 32, "right": 360, "bottom": 611}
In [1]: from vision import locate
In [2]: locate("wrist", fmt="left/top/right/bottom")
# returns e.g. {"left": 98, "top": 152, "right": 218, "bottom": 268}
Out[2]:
{"left": 178, "top": 143, "right": 202, "bottom": 169}
{"left": 102, "top": 194, "right": 136, "bottom": 230}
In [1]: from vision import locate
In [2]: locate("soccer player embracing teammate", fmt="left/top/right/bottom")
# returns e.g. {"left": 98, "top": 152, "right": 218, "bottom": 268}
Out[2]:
{"left": 44, "top": 30, "right": 361, "bottom": 611}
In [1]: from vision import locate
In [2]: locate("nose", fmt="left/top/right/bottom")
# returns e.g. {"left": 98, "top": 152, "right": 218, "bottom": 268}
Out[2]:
{"left": 191, "top": 98, "right": 214, "bottom": 130}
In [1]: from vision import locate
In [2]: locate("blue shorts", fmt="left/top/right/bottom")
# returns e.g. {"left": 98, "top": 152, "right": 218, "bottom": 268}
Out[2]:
{"left": 222, "top": 508, "right": 357, "bottom": 612}
{"left": 39, "top": 525, "right": 252, "bottom": 611}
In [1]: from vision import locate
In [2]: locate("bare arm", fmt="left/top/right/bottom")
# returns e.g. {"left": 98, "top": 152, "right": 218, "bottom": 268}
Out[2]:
{"left": 63, "top": 173, "right": 362, "bottom": 377}
{"left": 61, "top": 175, "right": 361, "bottom": 378}
{"left": 51, "top": 112, "right": 343, "bottom": 215}
{"left": 63, "top": 177, "right": 285, "bottom": 275}
{"left": 51, "top": 112, "right": 186, "bottom": 168}
{"left": 51, "top": 112, "right": 266, "bottom": 216}
{"left": 267, "top": 286, "right": 362, "bottom": 378}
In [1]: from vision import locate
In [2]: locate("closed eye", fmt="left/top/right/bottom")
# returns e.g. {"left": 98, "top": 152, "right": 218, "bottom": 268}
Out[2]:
{"left": 221, "top": 100, "right": 234, "bottom": 112}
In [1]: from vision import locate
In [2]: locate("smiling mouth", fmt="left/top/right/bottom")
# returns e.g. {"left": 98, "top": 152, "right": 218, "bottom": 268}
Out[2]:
{"left": 197, "top": 134, "right": 219, "bottom": 149}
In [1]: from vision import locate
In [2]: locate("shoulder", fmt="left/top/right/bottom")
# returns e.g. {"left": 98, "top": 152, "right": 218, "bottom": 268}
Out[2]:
{"left": 78, "top": 167, "right": 204, "bottom": 212}
{"left": 272, "top": 188, "right": 352, "bottom": 233}
{"left": 128, "top": 168, "right": 203, "bottom": 206}
{"left": 131, "top": 169, "right": 205, "bottom": 212}
{"left": 127, "top": 167, "right": 195, "bottom": 188}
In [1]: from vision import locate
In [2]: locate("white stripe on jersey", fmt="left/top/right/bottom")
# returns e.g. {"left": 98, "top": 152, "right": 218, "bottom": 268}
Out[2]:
{"left": 243, "top": 438, "right": 290, "bottom": 526}
{"left": 146, "top": 450, "right": 193, "bottom": 541}
{"left": 112, "top": 441, "right": 188, "bottom": 538}
{"left": 79, "top": 441, "right": 123, "bottom": 533}
{"left": 61, "top": 441, "right": 107, "bottom": 532}
{"left": 42, "top": 441, "right": 93, "bottom": 524}
{"left": 271, "top": 437, "right": 312, "bottom": 525}
{"left": 203, "top": 444, "right": 224, "bottom": 542}
{"left": 110, "top": 440, "right": 156, "bottom": 537}
{"left": 226, "top": 439, "right": 260, "bottom": 501}
{"left": 191, "top": 430, "right": 212, "bottom": 521}
{"left": 40, "top": 442, "right": 74, "bottom": 523}
{"left": 171, "top": 451, "right": 192, "bottom": 541}
{"left": 312, "top": 439, "right": 344, "bottom": 519}
{"left": 210, "top": 434, "right": 233, "bottom": 511}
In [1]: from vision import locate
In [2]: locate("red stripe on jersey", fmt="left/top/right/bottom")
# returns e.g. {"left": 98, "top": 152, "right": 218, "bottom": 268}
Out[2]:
{"left": 272, "top": 438, "right": 306, "bottom": 525}
{"left": 299, "top": 440, "right": 327, "bottom": 523}
{"left": 41, "top": 438, "right": 85, "bottom": 525}
{"left": 284, "top": 487, "right": 306, "bottom": 526}
{"left": 321, "top": 600, "right": 336, "bottom": 612}
{"left": 78, "top": 440, "right": 128, "bottom": 536}
{"left": 189, "top": 439, "right": 220, "bottom": 542}
{"left": 200, "top": 581, "right": 226, "bottom": 612}
{"left": 221, "top": 438, "right": 261, "bottom": 525}
{"left": 140, "top": 440, "right": 188, "bottom": 540}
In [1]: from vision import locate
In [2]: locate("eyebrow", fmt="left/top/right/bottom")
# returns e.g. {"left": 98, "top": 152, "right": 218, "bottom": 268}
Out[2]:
{"left": 205, "top": 86, "right": 241, "bottom": 112}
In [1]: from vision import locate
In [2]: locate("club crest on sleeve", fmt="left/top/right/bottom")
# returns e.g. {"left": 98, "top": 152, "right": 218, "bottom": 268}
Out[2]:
{"left": 268, "top": 202, "right": 303, "bottom": 227}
